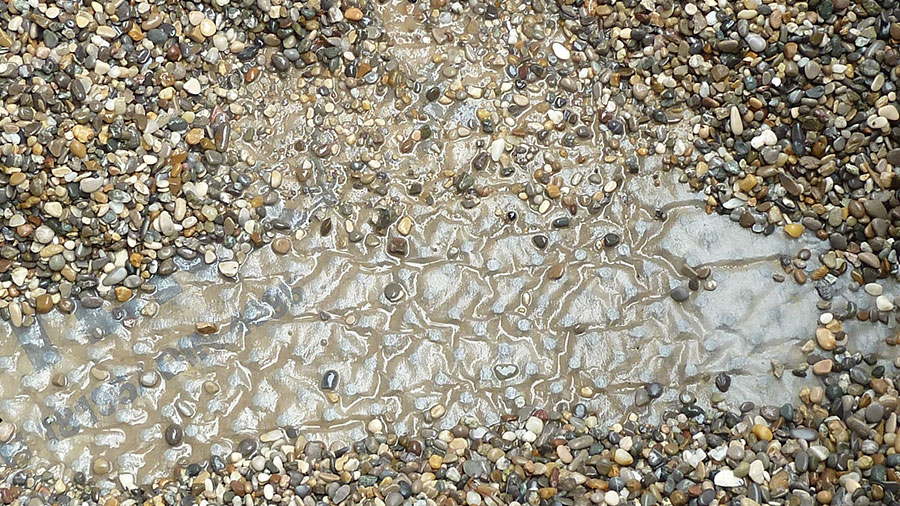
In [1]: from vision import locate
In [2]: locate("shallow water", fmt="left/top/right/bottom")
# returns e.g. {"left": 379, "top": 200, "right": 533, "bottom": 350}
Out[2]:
{"left": 1, "top": 0, "right": 896, "bottom": 486}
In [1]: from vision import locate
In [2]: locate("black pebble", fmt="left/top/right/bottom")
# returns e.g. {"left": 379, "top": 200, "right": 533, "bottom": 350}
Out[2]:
{"left": 164, "top": 424, "right": 183, "bottom": 446}
{"left": 321, "top": 369, "right": 339, "bottom": 390}
{"left": 715, "top": 372, "right": 731, "bottom": 392}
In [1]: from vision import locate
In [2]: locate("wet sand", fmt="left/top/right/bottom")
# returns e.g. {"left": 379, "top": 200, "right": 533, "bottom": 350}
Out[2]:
{"left": 2, "top": 0, "right": 900, "bottom": 489}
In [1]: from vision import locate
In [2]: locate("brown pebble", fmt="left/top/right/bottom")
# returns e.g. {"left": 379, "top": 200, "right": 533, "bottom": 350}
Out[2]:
{"left": 196, "top": 322, "right": 219, "bottom": 334}
{"left": 9, "top": 173, "right": 25, "bottom": 186}
{"left": 35, "top": 294, "right": 53, "bottom": 313}
{"left": 115, "top": 286, "right": 133, "bottom": 302}
{"left": 547, "top": 264, "right": 565, "bottom": 280}
{"left": 813, "top": 359, "right": 834, "bottom": 375}
{"left": 70, "top": 140, "right": 87, "bottom": 158}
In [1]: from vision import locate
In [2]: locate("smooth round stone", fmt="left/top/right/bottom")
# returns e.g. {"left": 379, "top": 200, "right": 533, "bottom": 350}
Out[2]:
{"left": 103, "top": 267, "right": 127, "bottom": 286}
{"left": 367, "top": 419, "right": 383, "bottom": 434}
{"left": 876, "top": 296, "right": 894, "bottom": 312}
{"left": 251, "top": 455, "right": 266, "bottom": 471}
{"left": 614, "top": 448, "right": 634, "bottom": 466}
{"left": 272, "top": 238, "right": 291, "bottom": 255}
{"left": 384, "top": 282, "right": 404, "bottom": 302}
{"left": 525, "top": 416, "right": 544, "bottom": 434}
{"left": 165, "top": 424, "right": 184, "bottom": 446}
{"left": 745, "top": 34, "right": 766, "bottom": 52}
{"left": 551, "top": 42, "right": 570, "bottom": 60}
{"left": 321, "top": 370, "right": 339, "bottom": 390}
{"left": 48, "top": 255, "right": 66, "bottom": 271}
{"left": 864, "top": 283, "right": 883, "bottom": 296}
{"left": 200, "top": 18, "right": 216, "bottom": 36}
{"left": 238, "top": 438, "right": 258, "bottom": 457}
{"left": 727, "top": 445, "right": 744, "bottom": 461}
{"left": 670, "top": 285, "right": 690, "bottom": 302}
{"left": 866, "top": 402, "right": 885, "bottom": 422}
{"left": 91, "top": 458, "right": 111, "bottom": 475}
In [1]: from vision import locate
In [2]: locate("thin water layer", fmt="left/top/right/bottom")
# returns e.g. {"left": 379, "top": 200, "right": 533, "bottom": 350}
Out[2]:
{"left": 0, "top": 0, "right": 895, "bottom": 486}
{"left": 0, "top": 169, "right": 836, "bottom": 482}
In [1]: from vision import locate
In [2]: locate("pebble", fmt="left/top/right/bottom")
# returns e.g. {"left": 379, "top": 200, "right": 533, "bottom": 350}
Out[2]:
{"left": 551, "top": 42, "right": 570, "bottom": 60}
{"left": 670, "top": 285, "right": 690, "bottom": 302}
{"left": 184, "top": 78, "right": 202, "bottom": 95}
{"left": 0, "top": 421, "right": 14, "bottom": 443}
{"left": 272, "top": 238, "right": 291, "bottom": 255}
{"left": 384, "top": 282, "right": 404, "bottom": 302}
{"left": 165, "top": 424, "right": 184, "bottom": 446}
{"left": 218, "top": 261, "right": 240, "bottom": 278}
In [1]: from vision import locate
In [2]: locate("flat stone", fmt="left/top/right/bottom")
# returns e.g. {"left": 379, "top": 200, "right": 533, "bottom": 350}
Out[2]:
{"left": 80, "top": 177, "right": 103, "bottom": 193}
{"left": 714, "top": 469, "right": 744, "bottom": 487}
{"left": 745, "top": 34, "right": 766, "bottom": 52}
{"left": 879, "top": 105, "right": 899, "bottom": 121}
{"left": 184, "top": 77, "right": 202, "bottom": 95}
{"left": 552, "top": 42, "right": 570, "bottom": 60}
{"left": 218, "top": 261, "right": 239, "bottom": 278}
{"left": 730, "top": 106, "right": 743, "bottom": 135}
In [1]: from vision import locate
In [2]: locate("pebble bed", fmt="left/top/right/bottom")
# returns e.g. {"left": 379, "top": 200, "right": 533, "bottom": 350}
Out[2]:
{"left": 2, "top": 0, "right": 900, "bottom": 502}
{"left": 0, "top": 0, "right": 898, "bottom": 324}
{"left": 0, "top": 0, "right": 378, "bottom": 325}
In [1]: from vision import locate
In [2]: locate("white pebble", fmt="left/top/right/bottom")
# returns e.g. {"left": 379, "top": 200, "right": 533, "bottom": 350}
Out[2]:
{"left": 876, "top": 295, "right": 894, "bottom": 312}
{"left": 551, "top": 42, "right": 570, "bottom": 60}
{"left": 525, "top": 416, "right": 544, "bottom": 434}
{"left": 184, "top": 77, "right": 202, "bottom": 95}
{"left": 864, "top": 283, "right": 884, "bottom": 296}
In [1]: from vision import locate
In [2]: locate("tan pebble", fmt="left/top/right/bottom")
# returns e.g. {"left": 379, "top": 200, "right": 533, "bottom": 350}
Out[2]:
{"left": 91, "top": 367, "right": 110, "bottom": 381}
{"left": 272, "top": 238, "right": 291, "bottom": 255}
{"left": 812, "top": 359, "right": 834, "bottom": 375}
{"left": 547, "top": 264, "right": 565, "bottom": 280}
{"left": 367, "top": 419, "right": 383, "bottom": 434}
{"left": 614, "top": 448, "right": 633, "bottom": 466}
{"left": 114, "top": 286, "right": 133, "bottom": 302}
{"left": 0, "top": 421, "right": 15, "bottom": 443}
{"left": 784, "top": 223, "right": 803, "bottom": 238}
{"left": 738, "top": 174, "right": 757, "bottom": 192}
{"left": 815, "top": 327, "right": 836, "bottom": 350}
{"left": 35, "top": 294, "right": 53, "bottom": 313}
{"left": 9, "top": 173, "right": 26, "bottom": 186}
{"left": 72, "top": 124, "right": 94, "bottom": 142}
{"left": 203, "top": 380, "right": 220, "bottom": 394}
{"left": 397, "top": 216, "right": 413, "bottom": 236}
{"left": 879, "top": 105, "right": 899, "bottom": 122}
{"left": 344, "top": 7, "right": 363, "bottom": 20}
{"left": 69, "top": 140, "right": 87, "bottom": 158}
{"left": 199, "top": 18, "right": 217, "bottom": 37}
{"left": 185, "top": 128, "right": 204, "bottom": 145}
{"left": 429, "top": 404, "right": 446, "bottom": 419}
{"left": 92, "top": 458, "right": 111, "bottom": 475}
{"left": 752, "top": 424, "right": 773, "bottom": 441}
